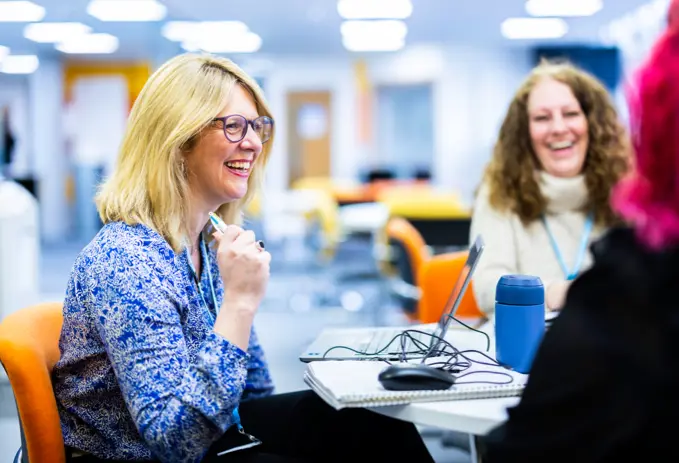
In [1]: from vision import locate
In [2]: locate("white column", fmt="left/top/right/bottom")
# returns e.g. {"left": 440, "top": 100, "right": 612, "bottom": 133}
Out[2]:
{"left": 28, "top": 58, "right": 69, "bottom": 243}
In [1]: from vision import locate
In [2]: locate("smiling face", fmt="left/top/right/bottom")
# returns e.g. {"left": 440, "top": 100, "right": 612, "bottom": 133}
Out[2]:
{"left": 184, "top": 84, "right": 263, "bottom": 211}
{"left": 527, "top": 77, "right": 589, "bottom": 178}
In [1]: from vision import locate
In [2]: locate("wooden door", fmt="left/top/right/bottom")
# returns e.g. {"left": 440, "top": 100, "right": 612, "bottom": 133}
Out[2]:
{"left": 286, "top": 91, "right": 331, "bottom": 187}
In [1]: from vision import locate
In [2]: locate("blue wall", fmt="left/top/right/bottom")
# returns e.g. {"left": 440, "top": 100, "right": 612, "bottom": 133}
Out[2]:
{"left": 533, "top": 46, "right": 622, "bottom": 93}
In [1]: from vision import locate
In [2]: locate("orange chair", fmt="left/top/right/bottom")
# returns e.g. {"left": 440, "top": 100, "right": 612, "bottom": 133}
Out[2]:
{"left": 417, "top": 251, "right": 486, "bottom": 324}
{"left": 380, "top": 217, "right": 432, "bottom": 320}
{"left": 0, "top": 302, "right": 65, "bottom": 463}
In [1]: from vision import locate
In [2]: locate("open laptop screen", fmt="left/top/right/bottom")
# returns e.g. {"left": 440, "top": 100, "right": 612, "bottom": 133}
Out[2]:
{"left": 427, "top": 235, "right": 485, "bottom": 350}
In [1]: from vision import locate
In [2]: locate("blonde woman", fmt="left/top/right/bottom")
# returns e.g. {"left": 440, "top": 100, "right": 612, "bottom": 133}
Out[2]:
{"left": 52, "top": 54, "right": 433, "bottom": 463}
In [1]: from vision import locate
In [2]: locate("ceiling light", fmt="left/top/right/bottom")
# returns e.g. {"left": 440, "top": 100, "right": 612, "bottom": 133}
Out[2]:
{"left": 526, "top": 0, "right": 603, "bottom": 17}
{"left": 337, "top": 0, "right": 413, "bottom": 19}
{"left": 342, "top": 35, "right": 405, "bottom": 52}
{"left": 24, "top": 22, "right": 92, "bottom": 43}
{"left": 340, "top": 20, "right": 407, "bottom": 52}
{"left": 0, "top": 55, "right": 39, "bottom": 74}
{"left": 0, "top": 46, "right": 9, "bottom": 61}
{"left": 162, "top": 20, "right": 262, "bottom": 53}
{"left": 0, "top": 1, "right": 45, "bottom": 22}
{"left": 87, "top": 0, "right": 166, "bottom": 22}
{"left": 340, "top": 20, "right": 408, "bottom": 38}
{"left": 182, "top": 32, "right": 262, "bottom": 54}
{"left": 501, "top": 18, "right": 568, "bottom": 39}
{"left": 56, "top": 33, "right": 119, "bottom": 54}
{"left": 162, "top": 21, "right": 250, "bottom": 42}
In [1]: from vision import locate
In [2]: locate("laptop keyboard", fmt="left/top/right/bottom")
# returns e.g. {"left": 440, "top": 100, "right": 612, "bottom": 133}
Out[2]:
{"left": 359, "top": 329, "right": 431, "bottom": 355}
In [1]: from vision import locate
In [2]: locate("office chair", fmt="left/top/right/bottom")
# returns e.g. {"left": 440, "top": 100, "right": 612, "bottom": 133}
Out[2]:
{"left": 380, "top": 217, "right": 432, "bottom": 320}
{"left": 417, "top": 251, "right": 485, "bottom": 324}
{"left": 364, "top": 167, "right": 396, "bottom": 183}
{"left": 0, "top": 302, "right": 66, "bottom": 463}
{"left": 407, "top": 217, "right": 472, "bottom": 250}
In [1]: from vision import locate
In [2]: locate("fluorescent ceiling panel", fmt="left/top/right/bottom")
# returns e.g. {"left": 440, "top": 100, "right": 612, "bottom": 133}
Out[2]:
{"left": 340, "top": 20, "right": 408, "bottom": 38}
{"left": 526, "top": 0, "right": 603, "bottom": 17}
{"left": 342, "top": 35, "right": 405, "bottom": 52}
{"left": 162, "top": 21, "right": 250, "bottom": 42}
{"left": 337, "top": 0, "right": 413, "bottom": 19}
{"left": 162, "top": 21, "right": 262, "bottom": 53}
{"left": 341, "top": 20, "right": 407, "bottom": 52}
{"left": 182, "top": 32, "right": 262, "bottom": 54}
{"left": 501, "top": 18, "right": 568, "bottom": 39}
{"left": 0, "top": 55, "right": 39, "bottom": 74}
{"left": 87, "top": 0, "right": 166, "bottom": 21}
{"left": 24, "top": 22, "right": 92, "bottom": 43}
{"left": 56, "top": 33, "right": 119, "bottom": 54}
{"left": 0, "top": 1, "right": 45, "bottom": 22}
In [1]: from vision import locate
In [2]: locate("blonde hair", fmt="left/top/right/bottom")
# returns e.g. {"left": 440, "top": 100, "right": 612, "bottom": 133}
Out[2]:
{"left": 96, "top": 53, "right": 274, "bottom": 252}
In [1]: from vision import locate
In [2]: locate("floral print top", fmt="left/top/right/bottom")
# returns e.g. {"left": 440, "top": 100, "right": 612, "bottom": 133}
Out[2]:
{"left": 52, "top": 221, "right": 274, "bottom": 462}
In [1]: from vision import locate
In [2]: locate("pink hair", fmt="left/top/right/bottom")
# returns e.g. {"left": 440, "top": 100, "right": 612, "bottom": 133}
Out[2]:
{"left": 612, "top": 1, "right": 679, "bottom": 250}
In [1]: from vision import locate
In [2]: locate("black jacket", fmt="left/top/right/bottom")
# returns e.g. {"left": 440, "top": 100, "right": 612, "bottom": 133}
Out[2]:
{"left": 482, "top": 227, "right": 679, "bottom": 462}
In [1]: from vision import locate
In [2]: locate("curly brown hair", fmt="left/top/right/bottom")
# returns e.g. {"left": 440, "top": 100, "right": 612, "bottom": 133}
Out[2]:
{"left": 482, "top": 59, "right": 630, "bottom": 227}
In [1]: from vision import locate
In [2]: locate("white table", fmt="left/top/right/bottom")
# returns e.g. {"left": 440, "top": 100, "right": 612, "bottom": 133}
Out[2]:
{"left": 371, "top": 396, "right": 518, "bottom": 435}
{"left": 371, "top": 323, "right": 520, "bottom": 460}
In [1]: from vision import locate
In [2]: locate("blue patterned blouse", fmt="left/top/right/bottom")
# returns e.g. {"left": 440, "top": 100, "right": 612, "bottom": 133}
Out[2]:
{"left": 52, "top": 221, "right": 275, "bottom": 463}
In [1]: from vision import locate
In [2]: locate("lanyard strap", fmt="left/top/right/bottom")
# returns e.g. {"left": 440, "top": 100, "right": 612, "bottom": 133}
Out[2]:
{"left": 542, "top": 213, "right": 594, "bottom": 281}
{"left": 185, "top": 235, "right": 219, "bottom": 317}
{"left": 187, "top": 236, "right": 248, "bottom": 433}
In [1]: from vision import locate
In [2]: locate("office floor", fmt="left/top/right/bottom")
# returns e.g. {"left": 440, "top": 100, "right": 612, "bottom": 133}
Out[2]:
{"left": 0, "top": 233, "right": 471, "bottom": 462}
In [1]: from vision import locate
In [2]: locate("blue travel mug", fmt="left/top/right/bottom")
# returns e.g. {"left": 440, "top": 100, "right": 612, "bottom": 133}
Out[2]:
{"left": 495, "top": 275, "right": 545, "bottom": 374}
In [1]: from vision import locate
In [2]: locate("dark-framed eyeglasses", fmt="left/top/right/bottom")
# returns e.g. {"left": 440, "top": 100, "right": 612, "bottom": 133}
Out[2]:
{"left": 212, "top": 114, "right": 274, "bottom": 144}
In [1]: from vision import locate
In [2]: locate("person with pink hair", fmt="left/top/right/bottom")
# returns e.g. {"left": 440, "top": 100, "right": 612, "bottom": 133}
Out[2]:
{"left": 481, "top": 3, "right": 679, "bottom": 461}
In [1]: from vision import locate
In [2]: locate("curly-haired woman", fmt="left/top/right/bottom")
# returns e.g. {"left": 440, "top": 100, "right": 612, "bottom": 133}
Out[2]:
{"left": 469, "top": 60, "right": 630, "bottom": 315}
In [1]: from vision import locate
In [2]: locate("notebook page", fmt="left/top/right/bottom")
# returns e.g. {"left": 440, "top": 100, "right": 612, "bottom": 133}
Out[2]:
{"left": 305, "top": 359, "right": 527, "bottom": 408}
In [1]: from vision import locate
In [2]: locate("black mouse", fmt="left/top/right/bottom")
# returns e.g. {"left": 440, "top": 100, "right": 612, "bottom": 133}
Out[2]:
{"left": 378, "top": 363, "right": 456, "bottom": 391}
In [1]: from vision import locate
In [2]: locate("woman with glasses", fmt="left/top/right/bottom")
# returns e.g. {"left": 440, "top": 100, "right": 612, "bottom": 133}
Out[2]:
{"left": 52, "top": 54, "right": 434, "bottom": 463}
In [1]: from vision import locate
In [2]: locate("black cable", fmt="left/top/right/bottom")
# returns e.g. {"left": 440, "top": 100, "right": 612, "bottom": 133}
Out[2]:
{"left": 320, "top": 320, "right": 520, "bottom": 387}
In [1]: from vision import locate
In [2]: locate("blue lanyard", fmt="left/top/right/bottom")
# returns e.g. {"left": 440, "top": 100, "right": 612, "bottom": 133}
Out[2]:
{"left": 542, "top": 213, "right": 594, "bottom": 281}
{"left": 185, "top": 235, "right": 219, "bottom": 317}
{"left": 186, "top": 236, "right": 247, "bottom": 431}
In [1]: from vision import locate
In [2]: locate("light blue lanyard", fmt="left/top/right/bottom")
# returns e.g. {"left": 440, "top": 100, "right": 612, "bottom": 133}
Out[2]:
{"left": 185, "top": 235, "right": 219, "bottom": 318}
{"left": 186, "top": 236, "right": 248, "bottom": 430}
{"left": 541, "top": 213, "right": 594, "bottom": 281}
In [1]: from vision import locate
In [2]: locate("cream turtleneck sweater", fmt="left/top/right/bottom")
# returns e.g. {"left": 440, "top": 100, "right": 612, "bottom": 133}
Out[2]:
{"left": 469, "top": 172, "right": 606, "bottom": 316}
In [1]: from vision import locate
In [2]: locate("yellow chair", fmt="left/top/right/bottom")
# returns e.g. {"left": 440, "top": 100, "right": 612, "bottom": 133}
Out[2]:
{"left": 377, "top": 188, "right": 472, "bottom": 249}
{"left": 0, "top": 302, "right": 66, "bottom": 463}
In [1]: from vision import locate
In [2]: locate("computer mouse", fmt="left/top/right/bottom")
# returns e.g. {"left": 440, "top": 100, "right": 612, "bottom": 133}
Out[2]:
{"left": 377, "top": 363, "right": 456, "bottom": 391}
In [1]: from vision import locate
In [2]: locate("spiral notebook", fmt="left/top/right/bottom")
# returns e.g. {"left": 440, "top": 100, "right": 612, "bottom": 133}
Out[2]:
{"left": 304, "top": 360, "right": 527, "bottom": 410}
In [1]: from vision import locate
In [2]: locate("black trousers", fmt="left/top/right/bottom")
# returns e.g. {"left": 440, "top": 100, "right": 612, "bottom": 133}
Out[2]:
{"left": 202, "top": 390, "right": 435, "bottom": 462}
{"left": 67, "top": 390, "right": 434, "bottom": 463}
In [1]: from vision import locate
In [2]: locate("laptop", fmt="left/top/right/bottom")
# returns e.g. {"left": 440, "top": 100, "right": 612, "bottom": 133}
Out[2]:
{"left": 300, "top": 235, "right": 485, "bottom": 362}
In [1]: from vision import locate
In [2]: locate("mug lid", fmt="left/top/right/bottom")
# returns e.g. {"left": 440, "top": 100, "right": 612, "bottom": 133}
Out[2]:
{"left": 496, "top": 275, "right": 544, "bottom": 305}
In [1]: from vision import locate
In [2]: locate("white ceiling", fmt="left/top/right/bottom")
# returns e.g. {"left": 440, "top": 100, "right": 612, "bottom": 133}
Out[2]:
{"left": 0, "top": 0, "right": 658, "bottom": 60}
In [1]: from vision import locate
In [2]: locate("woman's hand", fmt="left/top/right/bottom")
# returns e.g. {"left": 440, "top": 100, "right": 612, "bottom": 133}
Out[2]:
{"left": 545, "top": 280, "right": 572, "bottom": 311}
{"left": 212, "top": 225, "right": 271, "bottom": 349}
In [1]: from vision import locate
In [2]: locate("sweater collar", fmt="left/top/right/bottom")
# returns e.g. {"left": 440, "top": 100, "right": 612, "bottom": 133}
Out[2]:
{"left": 538, "top": 171, "right": 588, "bottom": 214}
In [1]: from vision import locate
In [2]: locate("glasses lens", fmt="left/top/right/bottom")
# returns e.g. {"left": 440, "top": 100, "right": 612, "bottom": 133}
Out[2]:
{"left": 253, "top": 116, "right": 274, "bottom": 143}
{"left": 224, "top": 115, "right": 247, "bottom": 142}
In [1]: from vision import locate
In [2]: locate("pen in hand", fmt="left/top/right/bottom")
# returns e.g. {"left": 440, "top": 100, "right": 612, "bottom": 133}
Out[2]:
{"left": 209, "top": 212, "right": 265, "bottom": 250}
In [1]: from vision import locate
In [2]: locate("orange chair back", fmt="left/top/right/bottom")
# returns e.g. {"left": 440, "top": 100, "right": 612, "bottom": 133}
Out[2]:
{"left": 0, "top": 302, "right": 65, "bottom": 463}
{"left": 382, "top": 217, "right": 431, "bottom": 320}
{"left": 417, "top": 251, "right": 485, "bottom": 324}
{"left": 384, "top": 217, "right": 430, "bottom": 281}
